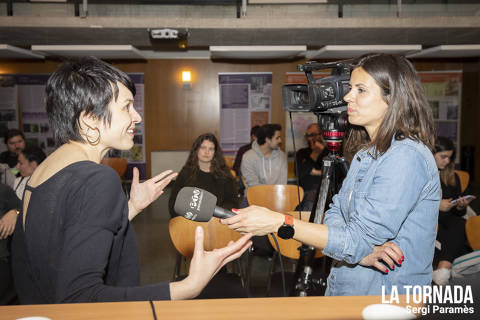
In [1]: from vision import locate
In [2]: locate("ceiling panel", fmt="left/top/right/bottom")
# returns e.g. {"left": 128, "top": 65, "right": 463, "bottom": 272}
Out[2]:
{"left": 209, "top": 45, "right": 307, "bottom": 60}
{"left": 407, "top": 45, "right": 480, "bottom": 58}
{"left": 0, "top": 44, "right": 44, "bottom": 59}
{"left": 307, "top": 45, "right": 422, "bottom": 59}
{"left": 31, "top": 45, "right": 146, "bottom": 60}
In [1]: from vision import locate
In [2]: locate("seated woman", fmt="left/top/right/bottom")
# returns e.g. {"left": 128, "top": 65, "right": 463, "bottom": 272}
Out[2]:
{"left": 13, "top": 146, "right": 46, "bottom": 200}
{"left": 11, "top": 57, "right": 251, "bottom": 304}
{"left": 169, "top": 133, "right": 238, "bottom": 218}
{"left": 432, "top": 136, "right": 474, "bottom": 285}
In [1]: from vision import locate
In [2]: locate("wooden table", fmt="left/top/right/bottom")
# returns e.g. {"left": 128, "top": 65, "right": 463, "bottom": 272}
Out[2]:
{"left": 0, "top": 296, "right": 416, "bottom": 320}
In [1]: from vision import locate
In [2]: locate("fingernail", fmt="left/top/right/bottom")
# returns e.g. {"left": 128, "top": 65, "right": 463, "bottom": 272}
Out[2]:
{"left": 402, "top": 256, "right": 405, "bottom": 261}
{"left": 385, "top": 269, "right": 389, "bottom": 273}
{"left": 232, "top": 208, "right": 239, "bottom": 213}
{"left": 398, "top": 259, "right": 403, "bottom": 264}
{"left": 392, "top": 266, "right": 395, "bottom": 270}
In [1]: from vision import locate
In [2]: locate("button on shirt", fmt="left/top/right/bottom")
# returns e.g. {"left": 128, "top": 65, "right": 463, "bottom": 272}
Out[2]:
{"left": 322, "top": 138, "right": 440, "bottom": 296}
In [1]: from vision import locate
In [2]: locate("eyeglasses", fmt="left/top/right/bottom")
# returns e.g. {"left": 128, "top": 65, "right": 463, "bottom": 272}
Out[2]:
{"left": 305, "top": 133, "right": 320, "bottom": 138}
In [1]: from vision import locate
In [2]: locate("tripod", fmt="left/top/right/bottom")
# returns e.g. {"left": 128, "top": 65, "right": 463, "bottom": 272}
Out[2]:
{"left": 291, "top": 112, "right": 349, "bottom": 297}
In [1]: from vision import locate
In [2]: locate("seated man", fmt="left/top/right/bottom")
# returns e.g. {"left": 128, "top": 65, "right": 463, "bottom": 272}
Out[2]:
{"left": 0, "top": 129, "right": 26, "bottom": 169}
{"left": 13, "top": 146, "right": 47, "bottom": 200}
{"left": 241, "top": 123, "right": 287, "bottom": 191}
{"left": 295, "top": 123, "right": 328, "bottom": 210}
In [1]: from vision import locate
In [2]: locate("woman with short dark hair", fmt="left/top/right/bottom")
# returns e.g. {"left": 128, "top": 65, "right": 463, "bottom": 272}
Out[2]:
{"left": 12, "top": 57, "right": 251, "bottom": 304}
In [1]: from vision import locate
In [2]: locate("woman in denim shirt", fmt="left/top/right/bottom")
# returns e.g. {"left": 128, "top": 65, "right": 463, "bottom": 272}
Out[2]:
{"left": 222, "top": 53, "right": 440, "bottom": 296}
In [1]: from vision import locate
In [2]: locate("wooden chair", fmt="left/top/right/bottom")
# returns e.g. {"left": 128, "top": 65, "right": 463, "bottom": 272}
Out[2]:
{"left": 101, "top": 157, "right": 127, "bottom": 178}
{"left": 455, "top": 169, "right": 470, "bottom": 193}
{"left": 465, "top": 215, "right": 480, "bottom": 251}
{"left": 246, "top": 184, "right": 304, "bottom": 213}
{"left": 245, "top": 184, "right": 304, "bottom": 295}
{"left": 169, "top": 216, "right": 247, "bottom": 298}
{"left": 224, "top": 156, "right": 234, "bottom": 170}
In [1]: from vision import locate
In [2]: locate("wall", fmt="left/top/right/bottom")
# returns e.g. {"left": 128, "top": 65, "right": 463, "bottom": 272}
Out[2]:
{"left": 2, "top": 57, "right": 480, "bottom": 181}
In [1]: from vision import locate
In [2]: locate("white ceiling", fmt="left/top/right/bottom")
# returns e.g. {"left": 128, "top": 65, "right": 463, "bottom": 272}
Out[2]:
{"left": 30, "top": 45, "right": 147, "bottom": 60}
{"left": 209, "top": 46, "right": 307, "bottom": 60}
{"left": 407, "top": 45, "right": 480, "bottom": 58}
{"left": 0, "top": 44, "right": 44, "bottom": 59}
{"left": 307, "top": 45, "right": 422, "bottom": 59}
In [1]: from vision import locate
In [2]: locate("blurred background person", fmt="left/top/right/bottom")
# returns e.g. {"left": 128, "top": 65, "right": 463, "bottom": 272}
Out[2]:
{"left": 0, "top": 183, "right": 21, "bottom": 305}
{"left": 13, "top": 146, "right": 46, "bottom": 200}
{"left": 169, "top": 133, "right": 238, "bottom": 218}
{"left": 0, "top": 129, "right": 26, "bottom": 170}
{"left": 432, "top": 136, "right": 475, "bottom": 285}
{"left": 233, "top": 125, "right": 260, "bottom": 177}
{"left": 295, "top": 123, "right": 328, "bottom": 210}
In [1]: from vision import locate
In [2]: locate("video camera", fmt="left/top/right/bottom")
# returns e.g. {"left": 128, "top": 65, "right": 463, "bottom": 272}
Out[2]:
{"left": 282, "top": 61, "right": 351, "bottom": 113}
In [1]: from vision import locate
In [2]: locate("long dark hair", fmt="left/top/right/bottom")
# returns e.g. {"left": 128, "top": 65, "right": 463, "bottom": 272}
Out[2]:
{"left": 344, "top": 53, "right": 435, "bottom": 157}
{"left": 184, "top": 133, "right": 232, "bottom": 179}
{"left": 435, "top": 136, "right": 456, "bottom": 187}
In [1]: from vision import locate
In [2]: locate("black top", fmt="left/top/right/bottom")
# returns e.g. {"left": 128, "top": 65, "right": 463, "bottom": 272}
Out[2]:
{"left": 233, "top": 143, "right": 252, "bottom": 176}
{"left": 0, "top": 151, "right": 18, "bottom": 168}
{"left": 0, "top": 183, "right": 21, "bottom": 258}
{"left": 295, "top": 147, "right": 328, "bottom": 194}
{"left": 440, "top": 173, "right": 466, "bottom": 218}
{"left": 11, "top": 161, "right": 170, "bottom": 304}
{"left": 169, "top": 167, "right": 238, "bottom": 217}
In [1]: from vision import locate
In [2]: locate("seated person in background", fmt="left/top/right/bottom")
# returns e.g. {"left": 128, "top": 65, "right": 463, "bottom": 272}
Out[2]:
{"left": 12, "top": 57, "right": 251, "bottom": 304}
{"left": 169, "top": 133, "right": 238, "bottom": 218}
{"left": 0, "top": 183, "right": 21, "bottom": 305}
{"left": 0, "top": 129, "right": 26, "bottom": 169}
{"left": 432, "top": 136, "right": 474, "bottom": 285}
{"left": 295, "top": 123, "right": 328, "bottom": 210}
{"left": 241, "top": 123, "right": 287, "bottom": 192}
{"left": 232, "top": 125, "right": 260, "bottom": 177}
{"left": 13, "top": 146, "right": 46, "bottom": 200}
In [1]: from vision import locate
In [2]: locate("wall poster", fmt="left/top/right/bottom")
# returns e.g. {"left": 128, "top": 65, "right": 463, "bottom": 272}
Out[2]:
{"left": 219, "top": 72, "right": 272, "bottom": 155}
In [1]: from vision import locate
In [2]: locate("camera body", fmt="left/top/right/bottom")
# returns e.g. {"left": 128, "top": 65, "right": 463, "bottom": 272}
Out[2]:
{"left": 282, "top": 61, "right": 350, "bottom": 113}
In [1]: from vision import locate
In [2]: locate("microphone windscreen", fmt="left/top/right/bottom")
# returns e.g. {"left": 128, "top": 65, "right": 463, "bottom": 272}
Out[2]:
{"left": 174, "top": 187, "right": 218, "bottom": 222}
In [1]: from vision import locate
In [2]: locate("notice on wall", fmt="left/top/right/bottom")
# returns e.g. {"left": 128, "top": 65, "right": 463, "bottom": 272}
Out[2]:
{"left": 219, "top": 72, "right": 272, "bottom": 155}
{"left": 418, "top": 71, "right": 462, "bottom": 162}
{"left": 0, "top": 75, "right": 19, "bottom": 153}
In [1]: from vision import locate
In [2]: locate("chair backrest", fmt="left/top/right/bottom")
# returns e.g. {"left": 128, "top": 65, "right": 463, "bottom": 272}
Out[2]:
{"left": 455, "top": 170, "right": 470, "bottom": 193}
{"left": 224, "top": 156, "right": 234, "bottom": 169}
{"left": 169, "top": 216, "right": 242, "bottom": 258}
{"left": 101, "top": 157, "right": 127, "bottom": 178}
{"left": 466, "top": 215, "right": 480, "bottom": 250}
{"left": 268, "top": 211, "right": 323, "bottom": 260}
{"left": 246, "top": 184, "right": 304, "bottom": 213}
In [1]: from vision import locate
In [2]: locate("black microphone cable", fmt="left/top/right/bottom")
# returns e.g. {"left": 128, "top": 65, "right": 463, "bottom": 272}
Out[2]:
{"left": 149, "top": 300, "right": 158, "bottom": 320}
{"left": 269, "top": 232, "right": 287, "bottom": 297}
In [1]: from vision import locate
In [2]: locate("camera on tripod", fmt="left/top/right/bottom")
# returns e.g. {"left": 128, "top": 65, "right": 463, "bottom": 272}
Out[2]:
{"left": 282, "top": 61, "right": 351, "bottom": 113}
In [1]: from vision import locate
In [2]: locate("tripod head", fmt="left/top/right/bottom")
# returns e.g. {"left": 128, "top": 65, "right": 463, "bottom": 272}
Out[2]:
{"left": 316, "top": 111, "right": 348, "bottom": 154}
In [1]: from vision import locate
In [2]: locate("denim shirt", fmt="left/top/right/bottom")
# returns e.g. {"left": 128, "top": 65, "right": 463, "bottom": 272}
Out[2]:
{"left": 323, "top": 138, "right": 440, "bottom": 296}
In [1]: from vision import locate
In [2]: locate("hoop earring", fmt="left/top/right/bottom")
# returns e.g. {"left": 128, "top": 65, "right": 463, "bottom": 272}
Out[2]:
{"left": 86, "top": 127, "right": 100, "bottom": 146}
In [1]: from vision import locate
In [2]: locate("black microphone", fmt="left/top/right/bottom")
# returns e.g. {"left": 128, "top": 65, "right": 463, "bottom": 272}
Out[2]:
{"left": 174, "top": 187, "right": 235, "bottom": 222}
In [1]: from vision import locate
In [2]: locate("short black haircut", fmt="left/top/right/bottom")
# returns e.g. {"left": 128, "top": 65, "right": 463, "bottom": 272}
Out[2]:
{"left": 256, "top": 124, "right": 281, "bottom": 145}
{"left": 4, "top": 129, "right": 25, "bottom": 145}
{"left": 251, "top": 125, "right": 260, "bottom": 138}
{"left": 21, "top": 146, "right": 46, "bottom": 165}
{"left": 46, "top": 56, "right": 136, "bottom": 145}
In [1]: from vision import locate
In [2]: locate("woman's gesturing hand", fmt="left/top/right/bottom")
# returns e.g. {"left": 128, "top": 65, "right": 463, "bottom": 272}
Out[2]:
{"left": 128, "top": 167, "right": 177, "bottom": 220}
{"left": 359, "top": 242, "right": 404, "bottom": 273}
{"left": 221, "top": 205, "right": 284, "bottom": 236}
{"left": 172, "top": 226, "right": 252, "bottom": 300}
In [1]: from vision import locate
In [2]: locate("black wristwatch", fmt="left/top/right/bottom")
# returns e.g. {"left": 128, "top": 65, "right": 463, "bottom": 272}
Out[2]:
{"left": 277, "top": 214, "right": 295, "bottom": 239}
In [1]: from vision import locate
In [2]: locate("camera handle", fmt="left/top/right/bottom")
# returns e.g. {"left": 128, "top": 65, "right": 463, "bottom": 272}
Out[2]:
{"left": 290, "top": 114, "right": 349, "bottom": 297}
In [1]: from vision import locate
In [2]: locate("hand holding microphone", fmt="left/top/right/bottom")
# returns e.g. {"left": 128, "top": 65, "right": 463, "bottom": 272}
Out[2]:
{"left": 174, "top": 186, "right": 236, "bottom": 221}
